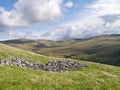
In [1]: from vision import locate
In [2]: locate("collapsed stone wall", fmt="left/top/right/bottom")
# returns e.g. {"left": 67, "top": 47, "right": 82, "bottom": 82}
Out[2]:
{"left": 0, "top": 58, "right": 88, "bottom": 72}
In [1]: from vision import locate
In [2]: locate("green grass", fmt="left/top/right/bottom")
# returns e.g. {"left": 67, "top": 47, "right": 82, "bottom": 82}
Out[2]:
{"left": 0, "top": 44, "right": 58, "bottom": 64}
{"left": 0, "top": 43, "right": 120, "bottom": 90}
{"left": 0, "top": 63, "right": 120, "bottom": 90}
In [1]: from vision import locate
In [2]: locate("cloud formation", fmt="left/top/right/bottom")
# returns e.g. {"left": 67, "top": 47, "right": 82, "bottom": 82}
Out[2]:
{"left": 65, "top": 0, "right": 73, "bottom": 8}
{"left": 0, "top": 0, "right": 120, "bottom": 41}
{"left": 41, "top": 0, "right": 120, "bottom": 40}
{"left": 0, "top": 0, "right": 63, "bottom": 28}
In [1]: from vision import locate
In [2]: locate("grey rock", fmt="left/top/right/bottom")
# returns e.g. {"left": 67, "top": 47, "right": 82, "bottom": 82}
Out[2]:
{"left": 0, "top": 58, "right": 88, "bottom": 72}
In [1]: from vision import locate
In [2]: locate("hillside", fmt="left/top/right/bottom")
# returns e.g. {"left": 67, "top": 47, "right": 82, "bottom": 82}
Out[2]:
{"left": 2, "top": 35, "right": 120, "bottom": 66}
{"left": 0, "top": 44, "right": 120, "bottom": 90}
{"left": 0, "top": 63, "right": 120, "bottom": 90}
{"left": 0, "top": 44, "right": 58, "bottom": 64}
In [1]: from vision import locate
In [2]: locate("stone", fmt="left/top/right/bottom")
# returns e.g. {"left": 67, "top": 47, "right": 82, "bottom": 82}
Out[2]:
{"left": 0, "top": 58, "right": 88, "bottom": 72}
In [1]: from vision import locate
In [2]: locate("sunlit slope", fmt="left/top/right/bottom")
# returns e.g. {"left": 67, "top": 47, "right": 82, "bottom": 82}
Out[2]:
{"left": 0, "top": 43, "right": 57, "bottom": 63}
{"left": 0, "top": 62, "right": 120, "bottom": 90}
{"left": 0, "top": 42, "right": 120, "bottom": 90}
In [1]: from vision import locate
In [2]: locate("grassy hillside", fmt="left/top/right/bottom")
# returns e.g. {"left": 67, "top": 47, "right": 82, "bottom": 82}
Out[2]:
{"left": 0, "top": 44, "right": 58, "bottom": 63}
{"left": 39, "top": 35, "right": 120, "bottom": 66}
{"left": 0, "top": 43, "right": 120, "bottom": 90}
{"left": 0, "top": 62, "right": 120, "bottom": 90}
{"left": 3, "top": 35, "right": 120, "bottom": 66}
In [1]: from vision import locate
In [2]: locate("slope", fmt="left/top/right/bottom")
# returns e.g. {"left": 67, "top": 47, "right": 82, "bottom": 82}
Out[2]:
{"left": 0, "top": 43, "right": 58, "bottom": 63}
{"left": 0, "top": 43, "right": 120, "bottom": 90}
{"left": 2, "top": 35, "right": 120, "bottom": 66}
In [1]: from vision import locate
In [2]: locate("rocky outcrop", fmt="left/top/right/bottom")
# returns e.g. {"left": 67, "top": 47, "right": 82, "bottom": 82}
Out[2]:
{"left": 0, "top": 58, "right": 88, "bottom": 72}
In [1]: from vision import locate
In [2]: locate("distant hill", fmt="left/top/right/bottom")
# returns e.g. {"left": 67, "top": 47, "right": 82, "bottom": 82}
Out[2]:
{"left": 2, "top": 34, "right": 120, "bottom": 66}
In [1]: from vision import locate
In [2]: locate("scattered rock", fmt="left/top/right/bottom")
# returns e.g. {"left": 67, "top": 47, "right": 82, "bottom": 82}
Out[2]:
{"left": 0, "top": 58, "right": 88, "bottom": 72}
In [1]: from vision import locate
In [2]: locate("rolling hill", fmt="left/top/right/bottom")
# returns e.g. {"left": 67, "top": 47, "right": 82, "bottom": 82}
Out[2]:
{"left": 0, "top": 43, "right": 58, "bottom": 64}
{"left": 2, "top": 35, "right": 120, "bottom": 66}
{"left": 0, "top": 43, "right": 120, "bottom": 90}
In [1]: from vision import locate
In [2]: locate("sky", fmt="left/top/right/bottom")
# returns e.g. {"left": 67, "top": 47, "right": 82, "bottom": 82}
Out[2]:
{"left": 0, "top": 0, "right": 120, "bottom": 41}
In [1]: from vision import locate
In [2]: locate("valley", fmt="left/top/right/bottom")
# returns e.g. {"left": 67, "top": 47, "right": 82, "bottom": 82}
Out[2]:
{"left": 2, "top": 35, "right": 120, "bottom": 66}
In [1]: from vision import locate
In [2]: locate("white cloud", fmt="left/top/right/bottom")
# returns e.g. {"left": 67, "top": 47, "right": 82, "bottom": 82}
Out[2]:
{"left": 40, "top": 0, "right": 120, "bottom": 40}
{"left": 88, "top": 0, "right": 120, "bottom": 16}
{"left": 85, "top": 0, "right": 120, "bottom": 29}
{"left": 65, "top": 0, "right": 73, "bottom": 8}
{"left": 0, "top": 0, "right": 63, "bottom": 28}
{"left": 1, "top": 0, "right": 120, "bottom": 40}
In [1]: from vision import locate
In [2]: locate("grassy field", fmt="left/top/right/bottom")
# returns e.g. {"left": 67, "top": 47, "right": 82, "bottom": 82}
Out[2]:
{"left": 0, "top": 43, "right": 120, "bottom": 90}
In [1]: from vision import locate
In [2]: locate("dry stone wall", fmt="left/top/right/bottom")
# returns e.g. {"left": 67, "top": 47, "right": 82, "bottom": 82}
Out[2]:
{"left": 0, "top": 58, "right": 88, "bottom": 72}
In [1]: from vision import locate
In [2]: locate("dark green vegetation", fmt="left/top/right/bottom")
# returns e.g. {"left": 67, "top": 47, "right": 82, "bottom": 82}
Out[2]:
{"left": 0, "top": 41, "right": 120, "bottom": 90}
{"left": 2, "top": 35, "right": 120, "bottom": 66}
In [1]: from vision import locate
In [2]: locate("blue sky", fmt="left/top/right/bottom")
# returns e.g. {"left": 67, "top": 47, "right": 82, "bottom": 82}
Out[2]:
{"left": 0, "top": 0, "right": 120, "bottom": 40}
{"left": 0, "top": 0, "right": 17, "bottom": 10}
